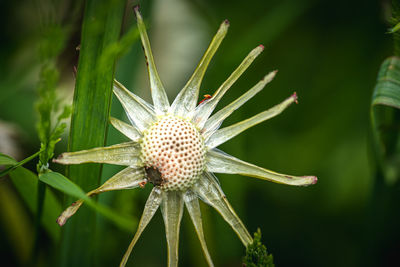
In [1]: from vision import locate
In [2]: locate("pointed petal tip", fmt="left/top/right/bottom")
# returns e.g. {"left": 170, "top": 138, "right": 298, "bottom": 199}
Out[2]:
{"left": 262, "top": 70, "right": 278, "bottom": 81}
{"left": 219, "top": 20, "right": 230, "bottom": 32}
{"left": 249, "top": 45, "right": 264, "bottom": 59}
{"left": 258, "top": 44, "right": 265, "bottom": 50}
{"left": 56, "top": 215, "right": 66, "bottom": 226}
{"left": 133, "top": 5, "right": 142, "bottom": 19}
{"left": 52, "top": 154, "right": 64, "bottom": 164}
{"left": 311, "top": 176, "right": 318, "bottom": 184}
{"left": 291, "top": 92, "right": 298, "bottom": 104}
{"left": 253, "top": 45, "right": 264, "bottom": 55}
{"left": 133, "top": 4, "right": 140, "bottom": 13}
{"left": 301, "top": 175, "right": 318, "bottom": 186}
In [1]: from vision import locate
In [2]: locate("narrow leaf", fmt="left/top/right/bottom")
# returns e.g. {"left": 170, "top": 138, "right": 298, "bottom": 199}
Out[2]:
{"left": 49, "top": 0, "right": 127, "bottom": 264}
{"left": 0, "top": 153, "right": 17, "bottom": 166}
{"left": 389, "top": 22, "right": 400, "bottom": 33}
{"left": 0, "top": 150, "right": 42, "bottom": 177}
{"left": 39, "top": 172, "right": 89, "bottom": 200}
{"left": 57, "top": 167, "right": 146, "bottom": 226}
{"left": 39, "top": 172, "right": 135, "bottom": 231}
{"left": 9, "top": 167, "right": 61, "bottom": 241}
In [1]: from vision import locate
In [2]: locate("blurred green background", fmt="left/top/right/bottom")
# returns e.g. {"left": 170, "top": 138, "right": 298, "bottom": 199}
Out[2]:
{"left": 0, "top": 0, "right": 398, "bottom": 266}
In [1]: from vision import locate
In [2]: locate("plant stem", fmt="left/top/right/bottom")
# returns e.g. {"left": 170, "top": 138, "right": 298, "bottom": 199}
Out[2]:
{"left": 60, "top": 0, "right": 125, "bottom": 266}
{"left": 32, "top": 180, "right": 46, "bottom": 261}
{"left": 392, "top": 0, "right": 400, "bottom": 56}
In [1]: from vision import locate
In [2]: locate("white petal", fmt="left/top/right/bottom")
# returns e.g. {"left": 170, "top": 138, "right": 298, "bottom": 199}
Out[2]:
{"left": 161, "top": 191, "right": 184, "bottom": 267}
{"left": 120, "top": 187, "right": 163, "bottom": 267}
{"left": 113, "top": 80, "right": 156, "bottom": 132}
{"left": 110, "top": 117, "right": 142, "bottom": 142}
{"left": 170, "top": 20, "right": 229, "bottom": 117}
{"left": 95, "top": 167, "right": 146, "bottom": 192}
{"left": 134, "top": 7, "right": 169, "bottom": 114}
{"left": 54, "top": 142, "right": 142, "bottom": 166}
{"left": 183, "top": 191, "right": 214, "bottom": 267}
{"left": 206, "top": 148, "right": 317, "bottom": 186}
{"left": 193, "top": 172, "right": 252, "bottom": 246}
{"left": 57, "top": 167, "right": 146, "bottom": 226}
{"left": 202, "top": 71, "right": 277, "bottom": 139}
{"left": 191, "top": 45, "right": 264, "bottom": 128}
{"left": 206, "top": 93, "right": 298, "bottom": 148}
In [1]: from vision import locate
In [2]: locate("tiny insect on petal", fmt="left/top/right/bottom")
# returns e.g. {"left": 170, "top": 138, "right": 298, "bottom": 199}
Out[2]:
{"left": 199, "top": 94, "right": 212, "bottom": 105}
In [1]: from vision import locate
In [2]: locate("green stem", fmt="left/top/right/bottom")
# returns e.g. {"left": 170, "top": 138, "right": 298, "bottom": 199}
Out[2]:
{"left": 32, "top": 180, "right": 46, "bottom": 262}
{"left": 60, "top": 0, "right": 125, "bottom": 266}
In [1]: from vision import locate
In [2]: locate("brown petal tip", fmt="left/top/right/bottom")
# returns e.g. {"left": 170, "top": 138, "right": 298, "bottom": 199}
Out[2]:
{"left": 56, "top": 216, "right": 66, "bottom": 227}
{"left": 52, "top": 154, "right": 64, "bottom": 163}
{"left": 291, "top": 92, "right": 298, "bottom": 104}
{"left": 311, "top": 176, "right": 318, "bottom": 184}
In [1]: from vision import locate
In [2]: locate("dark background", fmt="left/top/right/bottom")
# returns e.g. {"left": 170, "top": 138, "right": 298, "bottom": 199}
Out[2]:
{"left": 0, "top": 0, "right": 398, "bottom": 266}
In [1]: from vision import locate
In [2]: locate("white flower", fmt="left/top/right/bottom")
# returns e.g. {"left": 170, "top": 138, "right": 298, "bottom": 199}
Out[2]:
{"left": 54, "top": 7, "right": 317, "bottom": 267}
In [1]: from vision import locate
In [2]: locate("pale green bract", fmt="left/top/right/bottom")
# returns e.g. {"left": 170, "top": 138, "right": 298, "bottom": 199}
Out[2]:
{"left": 54, "top": 7, "right": 317, "bottom": 267}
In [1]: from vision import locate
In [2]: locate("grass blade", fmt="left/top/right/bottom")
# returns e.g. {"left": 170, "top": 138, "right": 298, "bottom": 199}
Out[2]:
{"left": 9, "top": 167, "right": 61, "bottom": 241}
{"left": 0, "top": 153, "right": 17, "bottom": 166}
{"left": 39, "top": 172, "right": 135, "bottom": 231}
{"left": 60, "top": 0, "right": 126, "bottom": 266}
{"left": 0, "top": 150, "right": 42, "bottom": 178}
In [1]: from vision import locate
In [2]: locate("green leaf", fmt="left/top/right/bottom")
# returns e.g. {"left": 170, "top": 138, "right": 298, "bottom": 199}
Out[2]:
{"left": 39, "top": 172, "right": 89, "bottom": 201}
{"left": 371, "top": 57, "right": 400, "bottom": 185}
{"left": 9, "top": 167, "right": 61, "bottom": 241}
{"left": 0, "top": 153, "right": 17, "bottom": 166}
{"left": 61, "top": 0, "right": 126, "bottom": 265}
{"left": 243, "top": 229, "right": 274, "bottom": 267}
{"left": 389, "top": 22, "right": 400, "bottom": 33}
{"left": 0, "top": 150, "right": 42, "bottom": 177}
{"left": 39, "top": 172, "right": 135, "bottom": 231}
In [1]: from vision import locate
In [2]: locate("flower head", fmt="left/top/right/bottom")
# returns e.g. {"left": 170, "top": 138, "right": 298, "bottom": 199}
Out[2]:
{"left": 54, "top": 7, "right": 317, "bottom": 267}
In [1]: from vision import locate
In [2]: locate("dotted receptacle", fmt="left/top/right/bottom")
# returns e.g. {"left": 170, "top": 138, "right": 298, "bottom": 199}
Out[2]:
{"left": 141, "top": 115, "right": 205, "bottom": 191}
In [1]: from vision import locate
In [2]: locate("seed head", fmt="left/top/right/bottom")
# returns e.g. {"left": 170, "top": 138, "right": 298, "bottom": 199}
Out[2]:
{"left": 140, "top": 115, "right": 206, "bottom": 191}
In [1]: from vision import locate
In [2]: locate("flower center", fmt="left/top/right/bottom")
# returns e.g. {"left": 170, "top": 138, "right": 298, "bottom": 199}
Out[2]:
{"left": 140, "top": 115, "right": 206, "bottom": 191}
